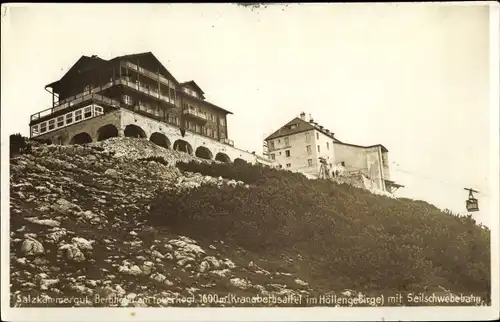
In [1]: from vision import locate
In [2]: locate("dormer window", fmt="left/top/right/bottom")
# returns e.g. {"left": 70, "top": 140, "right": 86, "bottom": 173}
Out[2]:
{"left": 290, "top": 124, "right": 298, "bottom": 130}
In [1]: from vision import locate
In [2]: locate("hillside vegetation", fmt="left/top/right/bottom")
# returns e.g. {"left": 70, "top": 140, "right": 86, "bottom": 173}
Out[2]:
{"left": 9, "top": 136, "right": 490, "bottom": 307}
{"left": 153, "top": 161, "right": 491, "bottom": 300}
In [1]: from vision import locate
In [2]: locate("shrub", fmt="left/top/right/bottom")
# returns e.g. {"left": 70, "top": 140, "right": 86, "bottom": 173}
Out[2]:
{"left": 151, "top": 160, "right": 490, "bottom": 297}
{"left": 10, "top": 133, "right": 29, "bottom": 156}
{"left": 175, "top": 160, "right": 306, "bottom": 185}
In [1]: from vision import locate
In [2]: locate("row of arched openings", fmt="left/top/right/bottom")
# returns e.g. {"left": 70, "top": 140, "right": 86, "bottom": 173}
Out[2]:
{"left": 68, "top": 124, "right": 246, "bottom": 164}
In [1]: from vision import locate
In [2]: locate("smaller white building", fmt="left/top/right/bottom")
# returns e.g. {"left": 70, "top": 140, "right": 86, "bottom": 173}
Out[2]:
{"left": 264, "top": 112, "right": 403, "bottom": 193}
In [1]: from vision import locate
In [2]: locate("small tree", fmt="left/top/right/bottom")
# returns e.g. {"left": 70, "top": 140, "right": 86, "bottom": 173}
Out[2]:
{"left": 10, "top": 133, "right": 28, "bottom": 156}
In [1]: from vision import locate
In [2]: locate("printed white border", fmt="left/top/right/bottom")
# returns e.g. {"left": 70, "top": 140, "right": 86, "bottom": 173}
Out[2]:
{"left": 1, "top": 2, "right": 499, "bottom": 321}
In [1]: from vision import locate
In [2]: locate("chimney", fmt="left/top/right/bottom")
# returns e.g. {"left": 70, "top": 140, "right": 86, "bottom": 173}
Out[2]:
{"left": 299, "top": 112, "right": 306, "bottom": 120}
{"left": 309, "top": 114, "right": 314, "bottom": 123}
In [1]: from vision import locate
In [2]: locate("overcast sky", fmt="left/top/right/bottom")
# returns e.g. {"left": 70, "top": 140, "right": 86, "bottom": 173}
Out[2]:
{"left": 1, "top": 3, "right": 498, "bottom": 227}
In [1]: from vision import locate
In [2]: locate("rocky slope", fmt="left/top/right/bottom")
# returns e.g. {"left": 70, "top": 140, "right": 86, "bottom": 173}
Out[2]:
{"left": 9, "top": 138, "right": 487, "bottom": 308}
{"left": 9, "top": 138, "right": 346, "bottom": 308}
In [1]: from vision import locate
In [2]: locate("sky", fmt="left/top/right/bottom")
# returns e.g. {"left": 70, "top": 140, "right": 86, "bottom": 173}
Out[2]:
{"left": 1, "top": 3, "right": 498, "bottom": 227}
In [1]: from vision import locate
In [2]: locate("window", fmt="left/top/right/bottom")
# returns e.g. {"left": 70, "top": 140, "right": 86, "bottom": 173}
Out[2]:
{"left": 40, "top": 122, "right": 47, "bottom": 133}
{"left": 290, "top": 124, "right": 297, "bottom": 130}
{"left": 326, "top": 142, "right": 329, "bottom": 150}
{"left": 306, "top": 145, "right": 312, "bottom": 155}
{"left": 94, "top": 106, "right": 104, "bottom": 116}
{"left": 196, "top": 124, "right": 201, "bottom": 133}
{"left": 123, "top": 94, "right": 132, "bottom": 105}
{"left": 284, "top": 137, "right": 289, "bottom": 146}
{"left": 48, "top": 119, "right": 55, "bottom": 131}
{"left": 279, "top": 165, "right": 283, "bottom": 169}
{"left": 317, "top": 145, "right": 320, "bottom": 153}
{"left": 341, "top": 161, "right": 346, "bottom": 167}
{"left": 270, "top": 154, "right": 275, "bottom": 160}
{"left": 308, "top": 159, "right": 313, "bottom": 167}
{"left": 84, "top": 106, "right": 92, "bottom": 118}
{"left": 285, "top": 150, "right": 290, "bottom": 157}
{"left": 56, "top": 116, "right": 64, "bottom": 128}
{"left": 66, "top": 113, "right": 73, "bottom": 125}
{"left": 316, "top": 133, "right": 319, "bottom": 140}
{"left": 220, "top": 118, "right": 225, "bottom": 126}
{"left": 75, "top": 110, "right": 83, "bottom": 122}
{"left": 278, "top": 139, "right": 281, "bottom": 143}
{"left": 279, "top": 152, "right": 282, "bottom": 156}
{"left": 286, "top": 163, "right": 291, "bottom": 168}
{"left": 31, "top": 125, "right": 39, "bottom": 137}
{"left": 269, "top": 141, "right": 275, "bottom": 149}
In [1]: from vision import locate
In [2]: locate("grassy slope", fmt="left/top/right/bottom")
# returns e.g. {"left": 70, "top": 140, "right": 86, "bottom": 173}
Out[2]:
{"left": 151, "top": 161, "right": 491, "bottom": 302}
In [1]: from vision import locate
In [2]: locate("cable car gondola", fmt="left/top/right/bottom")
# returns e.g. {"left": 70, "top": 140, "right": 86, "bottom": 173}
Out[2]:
{"left": 464, "top": 188, "right": 479, "bottom": 212}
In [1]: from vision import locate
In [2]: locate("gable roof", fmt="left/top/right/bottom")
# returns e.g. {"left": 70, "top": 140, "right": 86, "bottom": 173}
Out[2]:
{"left": 45, "top": 52, "right": 181, "bottom": 91}
{"left": 109, "top": 51, "right": 181, "bottom": 86}
{"left": 265, "top": 115, "right": 388, "bottom": 152}
{"left": 181, "top": 80, "right": 205, "bottom": 95}
{"left": 45, "top": 55, "right": 107, "bottom": 91}
{"left": 180, "top": 92, "right": 233, "bottom": 115}
{"left": 265, "top": 117, "right": 316, "bottom": 141}
{"left": 265, "top": 116, "right": 343, "bottom": 142}
{"left": 44, "top": 51, "right": 233, "bottom": 114}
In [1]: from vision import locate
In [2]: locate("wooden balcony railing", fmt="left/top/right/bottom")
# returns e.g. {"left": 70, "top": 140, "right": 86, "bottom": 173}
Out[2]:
{"left": 183, "top": 109, "right": 208, "bottom": 122}
{"left": 115, "top": 77, "right": 175, "bottom": 105}
{"left": 31, "top": 77, "right": 177, "bottom": 122}
{"left": 122, "top": 61, "right": 176, "bottom": 90}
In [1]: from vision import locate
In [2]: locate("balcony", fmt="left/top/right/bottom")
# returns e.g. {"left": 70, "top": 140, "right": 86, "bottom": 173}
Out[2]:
{"left": 182, "top": 109, "right": 208, "bottom": 124}
{"left": 33, "top": 75, "right": 177, "bottom": 123}
{"left": 134, "top": 103, "right": 165, "bottom": 121}
{"left": 220, "top": 138, "right": 234, "bottom": 146}
{"left": 122, "top": 61, "right": 176, "bottom": 91}
{"left": 54, "top": 82, "right": 116, "bottom": 111}
{"left": 116, "top": 77, "right": 175, "bottom": 106}
{"left": 31, "top": 93, "right": 121, "bottom": 122}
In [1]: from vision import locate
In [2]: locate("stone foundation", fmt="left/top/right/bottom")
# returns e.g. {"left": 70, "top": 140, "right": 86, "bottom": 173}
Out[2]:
{"left": 31, "top": 108, "right": 273, "bottom": 165}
